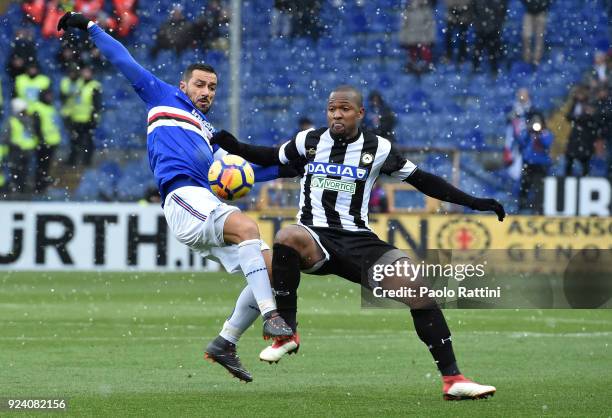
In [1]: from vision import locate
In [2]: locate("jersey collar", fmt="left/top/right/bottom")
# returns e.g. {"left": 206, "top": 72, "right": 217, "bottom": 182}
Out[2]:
{"left": 329, "top": 128, "right": 362, "bottom": 146}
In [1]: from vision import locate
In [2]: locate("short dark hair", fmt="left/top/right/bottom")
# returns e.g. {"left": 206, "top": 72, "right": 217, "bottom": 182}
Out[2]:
{"left": 182, "top": 63, "right": 217, "bottom": 82}
{"left": 331, "top": 85, "right": 363, "bottom": 107}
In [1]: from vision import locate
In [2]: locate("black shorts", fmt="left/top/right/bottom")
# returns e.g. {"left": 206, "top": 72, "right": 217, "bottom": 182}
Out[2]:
{"left": 300, "top": 225, "right": 404, "bottom": 285}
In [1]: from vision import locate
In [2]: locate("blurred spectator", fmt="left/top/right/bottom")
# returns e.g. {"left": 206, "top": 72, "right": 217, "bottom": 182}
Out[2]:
{"left": 7, "top": 27, "right": 38, "bottom": 81}
{"left": 369, "top": 182, "right": 388, "bottom": 213}
{"left": 443, "top": 0, "right": 472, "bottom": 64}
{"left": 292, "top": 0, "right": 323, "bottom": 40}
{"left": 517, "top": 112, "right": 554, "bottom": 213}
{"left": 41, "top": 0, "right": 72, "bottom": 38}
{"left": 111, "top": 0, "right": 139, "bottom": 38}
{"left": 74, "top": 0, "right": 104, "bottom": 20}
{"left": 192, "top": 0, "right": 231, "bottom": 52}
{"left": 365, "top": 91, "right": 396, "bottom": 141}
{"left": 21, "top": 0, "right": 46, "bottom": 24}
{"left": 593, "top": 85, "right": 612, "bottom": 177}
{"left": 68, "top": 67, "right": 102, "bottom": 167}
{"left": 504, "top": 87, "right": 537, "bottom": 180}
{"left": 30, "top": 89, "right": 62, "bottom": 193}
{"left": 521, "top": 0, "right": 552, "bottom": 66}
{"left": 472, "top": 0, "right": 508, "bottom": 75}
{"left": 399, "top": 0, "right": 436, "bottom": 74}
{"left": 0, "top": 143, "right": 7, "bottom": 190}
{"left": 60, "top": 65, "right": 80, "bottom": 136}
{"left": 298, "top": 117, "right": 314, "bottom": 132}
{"left": 271, "top": 0, "right": 293, "bottom": 38}
{"left": 588, "top": 51, "right": 610, "bottom": 85}
{"left": 3, "top": 99, "right": 38, "bottom": 194}
{"left": 565, "top": 85, "right": 598, "bottom": 176}
{"left": 150, "top": 5, "right": 192, "bottom": 58}
{"left": 14, "top": 64, "right": 51, "bottom": 107}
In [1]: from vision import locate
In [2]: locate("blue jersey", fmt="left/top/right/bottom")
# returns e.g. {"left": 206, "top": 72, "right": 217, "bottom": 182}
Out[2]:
{"left": 89, "top": 24, "right": 278, "bottom": 202}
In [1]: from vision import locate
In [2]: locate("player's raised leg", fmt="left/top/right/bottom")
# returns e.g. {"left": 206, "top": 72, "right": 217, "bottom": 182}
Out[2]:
{"left": 222, "top": 211, "right": 293, "bottom": 339}
{"left": 375, "top": 257, "right": 496, "bottom": 400}
{"left": 205, "top": 249, "right": 272, "bottom": 382}
{"left": 205, "top": 284, "right": 260, "bottom": 382}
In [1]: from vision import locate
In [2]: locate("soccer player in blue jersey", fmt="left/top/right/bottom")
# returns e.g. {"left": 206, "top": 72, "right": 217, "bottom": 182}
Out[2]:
{"left": 58, "top": 12, "right": 293, "bottom": 382}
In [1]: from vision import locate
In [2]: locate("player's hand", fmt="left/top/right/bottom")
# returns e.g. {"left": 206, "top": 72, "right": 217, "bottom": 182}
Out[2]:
{"left": 57, "top": 12, "right": 90, "bottom": 32}
{"left": 210, "top": 130, "right": 239, "bottom": 151}
{"left": 471, "top": 198, "right": 506, "bottom": 221}
{"left": 278, "top": 156, "right": 307, "bottom": 178}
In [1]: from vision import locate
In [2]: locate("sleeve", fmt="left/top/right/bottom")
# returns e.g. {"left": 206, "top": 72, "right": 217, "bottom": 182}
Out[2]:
{"left": 253, "top": 165, "right": 280, "bottom": 183}
{"left": 379, "top": 144, "right": 417, "bottom": 180}
{"left": 87, "top": 23, "right": 174, "bottom": 105}
{"left": 405, "top": 168, "right": 477, "bottom": 208}
{"left": 212, "top": 143, "right": 228, "bottom": 160}
{"left": 278, "top": 128, "right": 311, "bottom": 164}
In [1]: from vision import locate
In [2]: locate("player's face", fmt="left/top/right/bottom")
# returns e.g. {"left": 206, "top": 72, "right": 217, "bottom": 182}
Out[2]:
{"left": 327, "top": 92, "right": 364, "bottom": 138}
{"left": 180, "top": 70, "right": 217, "bottom": 114}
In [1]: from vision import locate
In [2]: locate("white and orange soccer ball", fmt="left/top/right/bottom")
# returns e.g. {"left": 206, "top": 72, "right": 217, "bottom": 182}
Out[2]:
{"left": 208, "top": 155, "right": 255, "bottom": 200}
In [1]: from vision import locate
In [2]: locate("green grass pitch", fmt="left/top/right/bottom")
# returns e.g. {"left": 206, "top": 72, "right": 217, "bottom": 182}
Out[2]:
{"left": 1, "top": 272, "right": 611, "bottom": 417}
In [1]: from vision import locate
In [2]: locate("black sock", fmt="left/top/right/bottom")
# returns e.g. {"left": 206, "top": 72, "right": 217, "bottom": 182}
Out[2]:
{"left": 410, "top": 308, "right": 460, "bottom": 376}
{"left": 272, "top": 243, "right": 301, "bottom": 332}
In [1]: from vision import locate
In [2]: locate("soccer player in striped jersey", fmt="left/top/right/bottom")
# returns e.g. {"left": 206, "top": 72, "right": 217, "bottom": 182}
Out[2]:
{"left": 211, "top": 85, "right": 505, "bottom": 399}
{"left": 57, "top": 12, "right": 296, "bottom": 383}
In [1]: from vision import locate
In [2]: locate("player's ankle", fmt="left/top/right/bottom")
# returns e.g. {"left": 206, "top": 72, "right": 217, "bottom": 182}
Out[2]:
{"left": 263, "top": 310, "right": 278, "bottom": 320}
{"left": 440, "top": 362, "right": 461, "bottom": 377}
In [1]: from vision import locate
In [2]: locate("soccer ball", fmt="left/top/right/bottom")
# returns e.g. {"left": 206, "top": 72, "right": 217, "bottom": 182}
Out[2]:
{"left": 208, "top": 155, "right": 255, "bottom": 200}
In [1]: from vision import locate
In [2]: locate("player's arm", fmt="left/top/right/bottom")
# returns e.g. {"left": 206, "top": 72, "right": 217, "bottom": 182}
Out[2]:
{"left": 211, "top": 130, "right": 282, "bottom": 166}
{"left": 211, "top": 130, "right": 306, "bottom": 178}
{"left": 211, "top": 136, "right": 302, "bottom": 180}
{"left": 381, "top": 145, "right": 506, "bottom": 221}
{"left": 57, "top": 12, "right": 172, "bottom": 104}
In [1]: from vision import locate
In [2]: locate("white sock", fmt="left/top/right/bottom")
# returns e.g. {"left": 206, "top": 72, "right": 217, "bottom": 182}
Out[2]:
{"left": 219, "top": 285, "right": 260, "bottom": 344}
{"left": 238, "top": 239, "right": 277, "bottom": 315}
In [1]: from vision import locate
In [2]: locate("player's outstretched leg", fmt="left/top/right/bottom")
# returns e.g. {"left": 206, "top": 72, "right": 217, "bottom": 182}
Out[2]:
{"left": 377, "top": 259, "right": 496, "bottom": 400}
{"left": 223, "top": 212, "right": 293, "bottom": 339}
{"left": 204, "top": 285, "right": 259, "bottom": 381}
{"left": 205, "top": 335, "right": 252, "bottom": 383}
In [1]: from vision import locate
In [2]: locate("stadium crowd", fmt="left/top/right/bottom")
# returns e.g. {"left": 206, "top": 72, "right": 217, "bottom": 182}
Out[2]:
{"left": 0, "top": 0, "right": 610, "bottom": 215}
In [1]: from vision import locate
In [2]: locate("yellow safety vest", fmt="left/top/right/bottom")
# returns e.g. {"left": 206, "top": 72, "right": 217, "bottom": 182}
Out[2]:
{"left": 29, "top": 102, "right": 61, "bottom": 146}
{"left": 60, "top": 77, "right": 80, "bottom": 118}
{"left": 72, "top": 80, "right": 101, "bottom": 123}
{"left": 15, "top": 74, "right": 51, "bottom": 106}
{"left": 9, "top": 116, "right": 38, "bottom": 150}
{"left": 0, "top": 144, "right": 5, "bottom": 187}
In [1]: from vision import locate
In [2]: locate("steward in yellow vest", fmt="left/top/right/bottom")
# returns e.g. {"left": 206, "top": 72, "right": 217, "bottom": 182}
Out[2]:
{"left": 60, "top": 66, "right": 80, "bottom": 128}
{"left": 3, "top": 98, "right": 38, "bottom": 193}
{"left": 15, "top": 64, "right": 51, "bottom": 107}
{"left": 0, "top": 143, "right": 7, "bottom": 189}
{"left": 30, "top": 89, "right": 62, "bottom": 193}
{"left": 68, "top": 66, "right": 102, "bottom": 167}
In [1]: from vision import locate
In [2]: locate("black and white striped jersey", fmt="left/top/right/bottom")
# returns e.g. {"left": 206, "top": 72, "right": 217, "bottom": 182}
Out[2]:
{"left": 278, "top": 127, "right": 417, "bottom": 232}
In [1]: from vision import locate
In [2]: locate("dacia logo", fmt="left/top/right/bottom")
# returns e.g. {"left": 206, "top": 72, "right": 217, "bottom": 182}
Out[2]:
{"left": 306, "top": 162, "right": 368, "bottom": 180}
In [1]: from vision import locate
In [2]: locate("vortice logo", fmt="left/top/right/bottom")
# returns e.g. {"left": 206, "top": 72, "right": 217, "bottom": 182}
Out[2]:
{"left": 306, "top": 162, "right": 368, "bottom": 180}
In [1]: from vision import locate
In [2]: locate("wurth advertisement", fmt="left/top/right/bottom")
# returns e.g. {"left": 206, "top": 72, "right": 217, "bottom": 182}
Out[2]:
{"left": 0, "top": 203, "right": 216, "bottom": 271}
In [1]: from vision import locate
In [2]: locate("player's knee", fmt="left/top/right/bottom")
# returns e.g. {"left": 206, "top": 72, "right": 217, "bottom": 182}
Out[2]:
{"left": 236, "top": 218, "right": 260, "bottom": 242}
{"left": 274, "top": 227, "right": 304, "bottom": 252}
